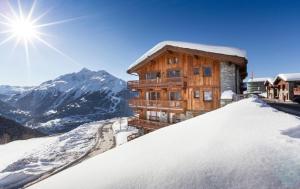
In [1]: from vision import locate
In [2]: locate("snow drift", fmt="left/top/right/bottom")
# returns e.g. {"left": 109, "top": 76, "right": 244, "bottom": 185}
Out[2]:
{"left": 0, "top": 121, "right": 108, "bottom": 189}
{"left": 28, "top": 98, "right": 300, "bottom": 189}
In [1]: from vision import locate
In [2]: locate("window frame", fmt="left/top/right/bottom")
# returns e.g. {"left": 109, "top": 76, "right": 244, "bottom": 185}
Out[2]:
{"left": 169, "top": 91, "right": 181, "bottom": 101}
{"left": 203, "top": 90, "right": 213, "bottom": 101}
{"left": 193, "top": 90, "right": 200, "bottom": 99}
{"left": 193, "top": 67, "right": 200, "bottom": 75}
{"left": 203, "top": 67, "right": 212, "bottom": 77}
{"left": 167, "top": 69, "right": 181, "bottom": 78}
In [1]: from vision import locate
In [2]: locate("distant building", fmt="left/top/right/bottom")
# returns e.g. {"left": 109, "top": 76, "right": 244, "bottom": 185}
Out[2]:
{"left": 246, "top": 77, "right": 272, "bottom": 94}
{"left": 265, "top": 73, "right": 300, "bottom": 102}
{"left": 127, "top": 41, "right": 247, "bottom": 132}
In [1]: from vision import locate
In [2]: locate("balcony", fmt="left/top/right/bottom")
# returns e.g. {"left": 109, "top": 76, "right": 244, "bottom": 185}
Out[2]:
{"left": 294, "top": 87, "right": 300, "bottom": 96}
{"left": 127, "top": 77, "right": 187, "bottom": 89}
{"left": 128, "top": 99, "right": 187, "bottom": 112}
{"left": 128, "top": 118, "right": 170, "bottom": 131}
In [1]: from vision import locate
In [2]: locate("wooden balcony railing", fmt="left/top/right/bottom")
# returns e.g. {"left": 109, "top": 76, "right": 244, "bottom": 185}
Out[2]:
{"left": 294, "top": 87, "right": 300, "bottom": 96}
{"left": 128, "top": 99, "right": 186, "bottom": 111}
{"left": 128, "top": 118, "right": 170, "bottom": 131}
{"left": 127, "top": 77, "right": 187, "bottom": 89}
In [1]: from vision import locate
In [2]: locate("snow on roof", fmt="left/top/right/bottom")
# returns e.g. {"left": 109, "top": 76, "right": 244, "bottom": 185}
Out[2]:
{"left": 128, "top": 41, "right": 247, "bottom": 71}
{"left": 221, "top": 90, "right": 235, "bottom": 100}
{"left": 276, "top": 73, "right": 300, "bottom": 82}
{"left": 28, "top": 98, "right": 300, "bottom": 189}
{"left": 247, "top": 77, "right": 272, "bottom": 83}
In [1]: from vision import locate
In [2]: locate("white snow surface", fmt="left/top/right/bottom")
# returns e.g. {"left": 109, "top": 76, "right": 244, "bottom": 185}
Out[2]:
{"left": 247, "top": 77, "right": 272, "bottom": 83}
{"left": 276, "top": 73, "right": 300, "bottom": 82}
{"left": 28, "top": 97, "right": 300, "bottom": 189}
{"left": 128, "top": 41, "right": 247, "bottom": 70}
{"left": 221, "top": 90, "right": 235, "bottom": 100}
{"left": 0, "top": 121, "right": 107, "bottom": 188}
{"left": 112, "top": 118, "right": 139, "bottom": 146}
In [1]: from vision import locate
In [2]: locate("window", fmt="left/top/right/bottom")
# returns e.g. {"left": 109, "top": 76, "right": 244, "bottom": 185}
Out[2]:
{"left": 194, "top": 90, "right": 200, "bottom": 98}
{"left": 167, "top": 70, "right": 181, "bottom": 78}
{"left": 204, "top": 90, "right": 213, "bottom": 101}
{"left": 203, "top": 67, "right": 212, "bottom": 77}
{"left": 193, "top": 68, "right": 200, "bottom": 75}
{"left": 167, "top": 57, "right": 179, "bottom": 64}
{"left": 169, "top": 91, "right": 181, "bottom": 101}
{"left": 148, "top": 92, "right": 160, "bottom": 100}
{"left": 146, "top": 72, "right": 160, "bottom": 80}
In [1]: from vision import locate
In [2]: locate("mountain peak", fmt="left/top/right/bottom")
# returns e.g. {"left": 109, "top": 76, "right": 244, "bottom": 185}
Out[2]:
{"left": 78, "top": 68, "right": 92, "bottom": 73}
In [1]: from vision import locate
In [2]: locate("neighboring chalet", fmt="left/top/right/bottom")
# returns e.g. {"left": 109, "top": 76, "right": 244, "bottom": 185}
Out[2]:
{"left": 127, "top": 41, "right": 247, "bottom": 133}
{"left": 246, "top": 77, "right": 272, "bottom": 94}
{"left": 265, "top": 73, "right": 300, "bottom": 102}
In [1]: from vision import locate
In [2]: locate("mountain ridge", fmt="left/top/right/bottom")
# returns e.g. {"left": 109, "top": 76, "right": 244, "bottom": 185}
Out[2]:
{"left": 0, "top": 68, "right": 132, "bottom": 134}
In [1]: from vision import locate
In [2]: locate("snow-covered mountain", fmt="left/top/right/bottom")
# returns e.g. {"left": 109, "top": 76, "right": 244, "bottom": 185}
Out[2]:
{"left": 28, "top": 98, "right": 300, "bottom": 189}
{"left": 0, "top": 99, "right": 30, "bottom": 123}
{"left": 0, "top": 85, "right": 33, "bottom": 102}
{"left": 0, "top": 68, "right": 132, "bottom": 134}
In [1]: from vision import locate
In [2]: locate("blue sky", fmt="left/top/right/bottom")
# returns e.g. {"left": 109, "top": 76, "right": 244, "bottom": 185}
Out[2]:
{"left": 0, "top": 0, "right": 299, "bottom": 86}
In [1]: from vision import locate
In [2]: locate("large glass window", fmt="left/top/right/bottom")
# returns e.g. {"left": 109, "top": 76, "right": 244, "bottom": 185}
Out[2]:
{"left": 169, "top": 91, "right": 181, "bottom": 101}
{"left": 145, "top": 72, "right": 160, "bottom": 80}
{"left": 204, "top": 90, "right": 213, "bottom": 101}
{"left": 148, "top": 92, "right": 160, "bottom": 100}
{"left": 167, "top": 70, "right": 181, "bottom": 78}
{"left": 203, "top": 67, "right": 212, "bottom": 77}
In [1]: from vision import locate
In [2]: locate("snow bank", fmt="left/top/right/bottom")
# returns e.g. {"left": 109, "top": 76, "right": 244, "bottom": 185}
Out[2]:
{"left": 0, "top": 121, "right": 107, "bottom": 189}
{"left": 28, "top": 98, "right": 300, "bottom": 189}
{"left": 112, "top": 118, "right": 138, "bottom": 146}
{"left": 128, "top": 41, "right": 247, "bottom": 70}
{"left": 258, "top": 92, "right": 267, "bottom": 98}
{"left": 221, "top": 90, "right": 235, "bottom": 100}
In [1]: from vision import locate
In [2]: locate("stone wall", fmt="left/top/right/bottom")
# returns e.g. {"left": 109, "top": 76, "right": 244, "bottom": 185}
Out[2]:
{"left": 220, "top": 62, "right": 237, "bottom": 94}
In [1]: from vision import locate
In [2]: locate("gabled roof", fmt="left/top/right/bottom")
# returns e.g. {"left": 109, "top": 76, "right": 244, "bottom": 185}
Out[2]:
{"left": 127, "top": 41, "right": 247, "bottom": 73}
{"left": 264, "top": 73, "right": 300, "bottom": 86}
{"left": 276, "top": 73, "right": 300, "bottom": 81}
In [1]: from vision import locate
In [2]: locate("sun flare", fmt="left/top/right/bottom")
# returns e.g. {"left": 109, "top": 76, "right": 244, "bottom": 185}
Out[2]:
{"left": 0, "top": 0, "right": 79, "bottom": 69}
{"left": 10, "top": 18, "right": 38, "bottom": 41}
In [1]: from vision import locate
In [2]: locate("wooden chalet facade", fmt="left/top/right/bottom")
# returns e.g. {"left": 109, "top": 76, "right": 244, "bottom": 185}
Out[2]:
{"left": 265, "top": 73, "right": 300, "bottom": 102}
{"left": 127, "top": 41, "right": 247, "bottom": 133}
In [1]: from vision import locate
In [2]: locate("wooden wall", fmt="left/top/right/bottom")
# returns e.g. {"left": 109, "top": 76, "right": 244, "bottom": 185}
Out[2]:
{"left": 135, "top": 50, "right": 223, "bottom": 113}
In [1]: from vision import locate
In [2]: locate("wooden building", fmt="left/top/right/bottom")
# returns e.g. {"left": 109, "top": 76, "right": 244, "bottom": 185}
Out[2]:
{"left": 265, "top": 73, "right": 300, "bottom": 102}
{"left": 127, "top": 41, "right": 247, "bottom": 133}
{"left": 246, "top": 77, "right": 272, "bottom": 94}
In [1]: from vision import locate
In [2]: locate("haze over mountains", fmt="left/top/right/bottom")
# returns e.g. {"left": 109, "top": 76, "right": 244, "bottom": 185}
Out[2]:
{"left": 0, "top": 68, "right": 132, "bottom": 134}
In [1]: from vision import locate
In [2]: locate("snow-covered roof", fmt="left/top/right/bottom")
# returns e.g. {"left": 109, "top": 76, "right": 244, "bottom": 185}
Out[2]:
{"left": 275, "top": 73, "right": 300, "bottom": 82}
{"left": 247, "top": 77, "right": 272, "bottom": 83}
{"left": 264, "top": 73, "right": 300, "bottom": 85}
{"left": 28, "top": 98, "right": 300, "bottom": 189}
{"left": 128, "top": 41, "right": 247, "bottom": 71}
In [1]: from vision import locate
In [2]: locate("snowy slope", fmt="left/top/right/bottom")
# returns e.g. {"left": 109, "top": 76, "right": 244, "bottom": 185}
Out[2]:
{"left": 0, "top": 121, "right": 108, "bottom": 189}
{"left": 28, "top": 97, "right": 300, "bottom": 189}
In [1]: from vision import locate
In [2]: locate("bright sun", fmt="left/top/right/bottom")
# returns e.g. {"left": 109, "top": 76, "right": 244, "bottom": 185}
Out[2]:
{"left": 0, "top": 0, "right": 79, "bottom": 68}
{"left": 11, "top": 18, "right": 38, "bottom": 41}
